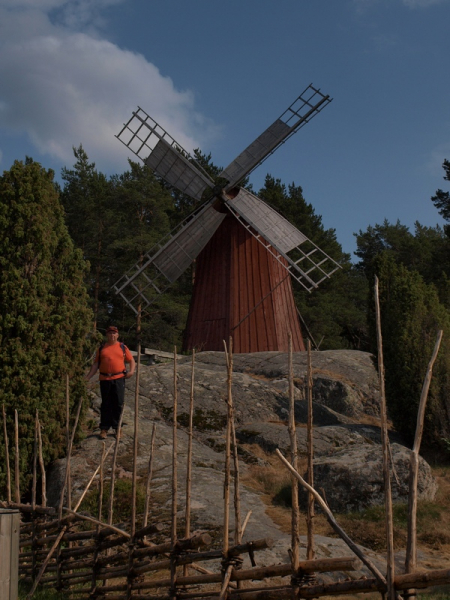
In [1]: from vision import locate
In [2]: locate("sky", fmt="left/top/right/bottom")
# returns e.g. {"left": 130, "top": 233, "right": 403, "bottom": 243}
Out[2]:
{"left": 1, "top": 0, "right": 449, "bottom": 259}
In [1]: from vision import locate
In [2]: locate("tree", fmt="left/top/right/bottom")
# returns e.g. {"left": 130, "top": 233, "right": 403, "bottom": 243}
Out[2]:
{"left": 0, "top": 158, "right": 93, "bottom": 498}
{"left": 60, "top": 145, "right": 115, "bottom": 331}
{"left": 107, "top": 160, "right": 188, "bottom": 350}
{"left": 431, "top": 159, "right": 450, "bottom": 225}
{"left": 355, "top": 219, "right": 450, "bottom": 308}
{"left": 371, "top": 253, "right": 450, "bottom": 448}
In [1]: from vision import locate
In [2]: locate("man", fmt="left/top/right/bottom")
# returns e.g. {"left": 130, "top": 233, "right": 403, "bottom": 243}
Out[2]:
{"left": 85, "top": 326, "right": 136, "bottom": 439}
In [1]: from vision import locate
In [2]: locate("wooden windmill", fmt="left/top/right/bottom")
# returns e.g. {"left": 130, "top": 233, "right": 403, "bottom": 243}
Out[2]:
{"left": 114, "top": 84, "right": 340, "bottom": 353}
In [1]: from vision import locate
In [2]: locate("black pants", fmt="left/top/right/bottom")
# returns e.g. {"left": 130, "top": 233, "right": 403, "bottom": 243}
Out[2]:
{"left": 99, "top": 377, "right": 126, "bottom": 431}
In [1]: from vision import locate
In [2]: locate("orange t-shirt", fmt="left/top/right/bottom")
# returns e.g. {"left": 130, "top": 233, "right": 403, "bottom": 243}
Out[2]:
{"left": 95, "top": 342, "right": 133, "bottom": 381}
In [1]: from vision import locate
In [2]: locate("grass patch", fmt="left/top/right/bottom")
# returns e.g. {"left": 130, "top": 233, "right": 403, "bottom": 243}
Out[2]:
{"left": 19, "top": 582, "right": 66, "bottom": 599}
{"left": 241, "top": 445, "right": 450, "bottom": 557}
{"left": 178, "top": 408, "right": 227, "bottom": 431}
{"left": 77, "top": 478, "right": 147, "bottom": 524}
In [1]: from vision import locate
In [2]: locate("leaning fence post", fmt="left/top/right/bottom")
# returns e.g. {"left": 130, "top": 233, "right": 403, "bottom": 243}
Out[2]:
{"left": 306, "top": 339, "right": 315, "bottom": 562}
{"left": 170, "top": 346, "right": 179, "bottom": 600}
{"left": 37, "top": 417, "right": 46, "bottom": 507}
{"left": 374, "top": 276, "right": 396, "bottom": 600}
{"left": 14, "top": 410, "right": 20, "bottom": 504}
{"left": 405, "top": 329, "right": 443, "bottom": 600}
{"left": 288, "top": 332, "right": 300, "bottom": 571}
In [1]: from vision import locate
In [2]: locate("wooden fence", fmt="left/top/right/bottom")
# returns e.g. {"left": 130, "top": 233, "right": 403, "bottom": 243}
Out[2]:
{"left": 1, "top": 298, "right": 449, "bottom": 599}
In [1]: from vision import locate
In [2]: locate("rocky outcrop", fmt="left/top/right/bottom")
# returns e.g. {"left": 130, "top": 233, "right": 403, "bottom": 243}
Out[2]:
{"left": 46, "top": 349, "right": 438, "bottom": 579}
{"left": 305, "top": 442, "right": 437, "bottom": 513}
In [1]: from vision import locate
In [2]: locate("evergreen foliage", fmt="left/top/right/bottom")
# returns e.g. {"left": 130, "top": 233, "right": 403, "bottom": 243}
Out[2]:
{"left": 370, "top": 253, "right": 450, "bottom": 447}
{"left": 108, "top": 160, "right": 189, "bottom": 350}
{"left": 431, "top": 158, "right": 450, "bottom": 227}
{"left": 60, "top": 145, "right": 116, "bottom": 330}
{"left": 61, "top": 147, "right": 189, "bottom": 350}
{"left": 355, "top": 219, "right": 450, "bottom": 307}
{"left": 354, "top": 166, "right": 450, "bottom": 448}
{"left": 0, "top": 159, "right": 93, "bottom": 497}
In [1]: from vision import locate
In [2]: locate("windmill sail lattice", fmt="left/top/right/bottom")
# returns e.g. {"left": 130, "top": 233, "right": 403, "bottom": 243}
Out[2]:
{"left": 224, "top": 188, "right": 340, "bottom": 290}
{"left": 220, "top": 84, "right": 332, "bottom": 189}
{"left": 116, "top": 109, "right": 214, "bottom": 200}
{"left": 113, "top": 199, "right": 226, "bottom": 315}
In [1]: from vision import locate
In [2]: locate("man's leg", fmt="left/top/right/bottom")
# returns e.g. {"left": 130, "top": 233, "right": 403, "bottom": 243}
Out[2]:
{"left": 99, "top": 380, "right": 114, "bottom": 434}
{"left": 111, "top": 377, "right": 126, "bottom": 431}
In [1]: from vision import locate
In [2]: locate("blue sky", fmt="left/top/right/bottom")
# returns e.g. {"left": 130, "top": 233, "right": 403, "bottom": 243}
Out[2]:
{"left": 1, "top": 0, "right": 449, "bottom": 258}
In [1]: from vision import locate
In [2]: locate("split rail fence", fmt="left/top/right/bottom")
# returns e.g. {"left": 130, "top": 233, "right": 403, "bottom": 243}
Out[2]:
{"left": 2, "top": 282, "right": 450, "bottom": 599}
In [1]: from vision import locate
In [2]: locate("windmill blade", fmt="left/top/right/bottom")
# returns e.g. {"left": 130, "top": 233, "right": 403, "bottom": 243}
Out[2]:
{"left": 226, "top": 188, "right": 307, "bottom": 254}
{"left": 219, "top": 84, "right": 332, "bottom": 189}
{"left": 224, "top": 188, "right": 341, "bottom": 291}
{"left": 116, "top": 107, "right": 214, "bottom": 200}
{"left": 113, "top": 200, "right": 226, "bottom": 315}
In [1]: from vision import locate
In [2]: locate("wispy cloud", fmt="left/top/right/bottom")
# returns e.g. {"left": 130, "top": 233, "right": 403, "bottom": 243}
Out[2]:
{"left": 0, "top": 0, "right": 220, "bottom": 172}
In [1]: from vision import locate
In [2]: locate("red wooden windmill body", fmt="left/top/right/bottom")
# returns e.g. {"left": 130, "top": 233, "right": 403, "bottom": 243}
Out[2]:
{"left": 183, "top": 209, "right": 305, "bottom": 353}
{"left": 114, "top": 85, "right": 340, "bottom": 353}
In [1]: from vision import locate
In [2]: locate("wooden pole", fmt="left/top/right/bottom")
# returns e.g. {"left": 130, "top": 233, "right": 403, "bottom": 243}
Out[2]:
{"left": 58, "top": 396, "right": 82, "bottom": 521}
{"left": 374, "top": 275, "right": 396, "bottom": 600}
{"left": 131, "top": 338, "right": 141, "bottom": 538}
{"left": 223, "top": 337, "right": 233, "bottom": 555}
{"left": 143, "top": 423, "right": 157, "bottom": 532}
{"left": 2, "top": 404, "right": 11, "bottom": 503}
{"left": 32, "top": 410, "right": 38, "bottom": 511}
{"left": 241, "top": 511, "right": 252, "bottom": 536}
{"left": 184, "top": 350, "right": 195, "bottom": 577}
{"left": 231, "top": 416, "right": 241, "bottom": 546}
{"left": 288, "top": 332, "right": 299, "bottom": 570}
{"left": 306, "top": 339, "right": 315, "bottom": 560}
{"left": 14, "top": 409, "right": 20, "bottom": 504}
{"left": 37, "top": 417, "right": 46, "bottom": 507}
{"left": 107, "top": 406, "right": 124, "bottom": 527}
{"left": 406, "top": 330, "right": 443, "bottom": 577}
{"left": 92, "top": 440, "right": 105, "bottom": 598}
{"left": 111, "top": 556, "right": 359, "bottom": 592}
{"left": 170, "top": 346, "right": 178, "bottom": 600}
{"left": 172, "top": 346, "right": 178, "bottom": 544}
{"left": 185, "top": 349, "right": 195, "bottom": 539}
{"left": 65, "top": 374, "right": 72, "bottom": 511}
{"left": 98, "top": 441, "right": 106, "bottom": 528}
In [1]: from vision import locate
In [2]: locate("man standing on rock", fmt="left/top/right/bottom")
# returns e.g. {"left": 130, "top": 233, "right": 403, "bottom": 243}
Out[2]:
{"left": 85, "top": 326, "right": 136, "bottom": 439}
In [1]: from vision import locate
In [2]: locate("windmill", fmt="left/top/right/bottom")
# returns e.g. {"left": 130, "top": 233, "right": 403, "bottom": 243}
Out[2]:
{"left": 114, "top": 84, "right": 340, "bottom": 353}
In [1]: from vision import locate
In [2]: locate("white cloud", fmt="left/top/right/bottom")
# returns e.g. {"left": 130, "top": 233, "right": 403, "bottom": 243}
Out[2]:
{"left": 0, "top": 1, "right": 220, "bottom": 173}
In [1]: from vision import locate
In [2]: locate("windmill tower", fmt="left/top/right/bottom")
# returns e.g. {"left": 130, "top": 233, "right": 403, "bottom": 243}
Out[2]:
{"left": 114, "top": 84, "right": 340, "bottom": 353}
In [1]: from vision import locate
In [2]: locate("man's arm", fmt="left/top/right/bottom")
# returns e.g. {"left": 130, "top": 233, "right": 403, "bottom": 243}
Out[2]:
{"left": 125, "top": 355, "right": 136, "bottom": 379}
{"left": 85, "top": 362, "right": 99, "bottom": 381}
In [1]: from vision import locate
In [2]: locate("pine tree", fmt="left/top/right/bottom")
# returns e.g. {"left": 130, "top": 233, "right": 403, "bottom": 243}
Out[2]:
{"left": 372, "top": 253, "right": 450, "bottom": 447}
{"left": 108, "top": 160, "right": 187, "bottom": 350}
{"left": 431, "top": 159, "right": 450, "bottom": 225}
{"left": 0, "top": 158, "right": 93, "bottom": 497}
{"left": 355, "top": 219, "right": 450, "bottom": 308}
{"left": 61, "top": 145, "right": 114, "bottom": 330}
